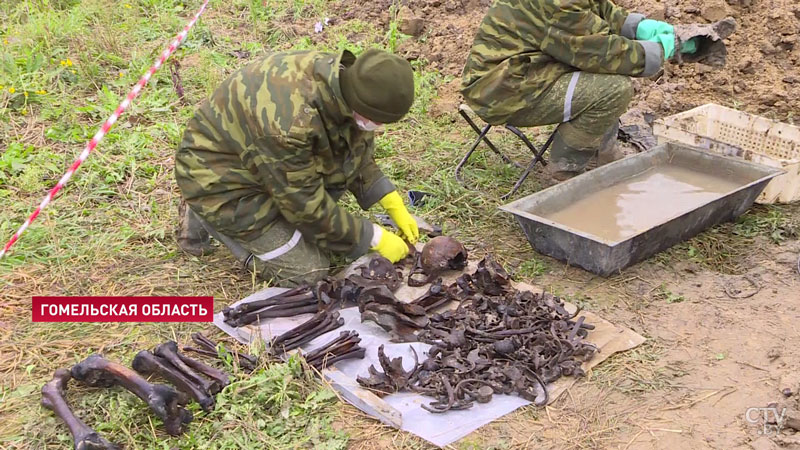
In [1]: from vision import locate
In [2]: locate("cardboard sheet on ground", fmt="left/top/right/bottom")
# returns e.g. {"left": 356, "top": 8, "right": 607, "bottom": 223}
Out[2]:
{"left": 213, "top": 255, "right": 645, "bottom": 447}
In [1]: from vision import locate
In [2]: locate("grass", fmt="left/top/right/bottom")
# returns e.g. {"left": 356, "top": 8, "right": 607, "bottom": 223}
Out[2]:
{"left": 590, "top": 341, "right": 678, "bottom": 395}
{"left": 12, "top": 354, "right": 347, "bottom": 449}
{"left": 1, "top": 0, "right": 799, "bottom": 448}
{"left": 653, "top": 203, "right": 799, "bottom": 274}
{"left": 653, "top": 284, "right": 685, "bottom": 304}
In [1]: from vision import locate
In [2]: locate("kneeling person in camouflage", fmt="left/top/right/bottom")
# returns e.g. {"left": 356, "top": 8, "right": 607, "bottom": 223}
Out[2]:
{"left": 175, "top": 49, "right": 418, "bottom": 286}
{"left": 461, "top": 0, "right": 702, "bottom": 180}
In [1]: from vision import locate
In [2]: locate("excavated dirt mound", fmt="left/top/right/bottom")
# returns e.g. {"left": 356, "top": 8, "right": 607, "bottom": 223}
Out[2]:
{"left": 335, "top": 0, "right": 489, "bottom": 76}
{"left": 332, "top": 0, "right": 800, "bottom": 121}
{"left": 620, "top": 0, "right": 800, "bottom": 120}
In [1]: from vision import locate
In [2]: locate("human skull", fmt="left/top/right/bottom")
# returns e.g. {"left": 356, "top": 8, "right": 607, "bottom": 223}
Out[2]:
{"left": 420, "top": 236, "right": 468, "bottom": 274}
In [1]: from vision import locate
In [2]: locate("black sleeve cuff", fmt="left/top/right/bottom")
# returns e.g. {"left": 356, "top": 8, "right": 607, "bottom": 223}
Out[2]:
{"left": 357, "top": 176, "right": 396, "bottom": 210}
{"left": 348, "top": 218, "right": 374, "bottom": 259}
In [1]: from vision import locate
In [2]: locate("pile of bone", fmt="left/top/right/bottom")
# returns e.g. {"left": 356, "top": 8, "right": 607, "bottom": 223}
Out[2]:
{"left": 217, "top": 237, "right": 469, "bottom": 344}
{"left": 222, "top": 285, "right": 320, "bottom": 327}
{"left": 266, "top": 309, "right": 367, "bottom": 369}
{"left": 357, "top": 257, "right": 597, "bottom": 413}
{"left": 41, "top": 333, "right": 250, "bottom": 449}
{"left": 309, "top": 236, "right": 468, "bottom": 342}
{"left": 219, "top": 280, "right": 369, "bottom": 369}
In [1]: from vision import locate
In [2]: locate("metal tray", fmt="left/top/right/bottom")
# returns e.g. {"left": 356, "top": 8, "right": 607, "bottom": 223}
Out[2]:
{"left": 500, "top": 143, "right": 783, "bottom": 276}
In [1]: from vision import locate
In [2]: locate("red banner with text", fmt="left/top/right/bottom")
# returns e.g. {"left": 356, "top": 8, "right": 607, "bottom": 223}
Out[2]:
{"left": 32, "top": 297, "right": 214, "bottom": 322}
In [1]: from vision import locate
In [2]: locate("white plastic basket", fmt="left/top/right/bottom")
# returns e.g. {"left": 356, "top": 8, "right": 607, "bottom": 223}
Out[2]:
{"left": 653, "top": 104, "right": 800, "bottom": 204}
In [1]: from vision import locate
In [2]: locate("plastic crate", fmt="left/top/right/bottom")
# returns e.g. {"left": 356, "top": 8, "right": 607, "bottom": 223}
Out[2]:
{"left": 653, "top": 104, "right": 800, "bottom": 204}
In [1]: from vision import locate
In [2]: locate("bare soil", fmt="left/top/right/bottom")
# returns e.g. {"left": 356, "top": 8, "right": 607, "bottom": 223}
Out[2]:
{"left": 337, "top": 239, "right": 800, "bottom": 450}
{"left": 333, "top": 0, "right": 800, "bottom": 122}
{"left": 325, "top": 1, "right": 800, "bottom": 448}
{"left": 526, "top": 239, "right": 800, "bottom": 450}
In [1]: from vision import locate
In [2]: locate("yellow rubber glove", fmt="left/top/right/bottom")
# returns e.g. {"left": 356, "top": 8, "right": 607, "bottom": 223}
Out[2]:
{"left": 379, "top": 191, "right": 419, "bottom": 244}
{"left": 370, "top": 225, "right": 409, "bottom": 263}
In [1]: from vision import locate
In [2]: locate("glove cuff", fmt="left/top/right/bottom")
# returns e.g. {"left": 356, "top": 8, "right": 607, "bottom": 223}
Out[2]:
{"left": 370, "top": 224, "right": 384, "bottom": 248}
{"left": 379, "top": 190, "right": 403, "bottom": 210}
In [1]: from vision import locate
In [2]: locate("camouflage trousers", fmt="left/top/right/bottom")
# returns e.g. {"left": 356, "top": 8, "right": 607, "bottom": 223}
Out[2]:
{"left": 182, "top": 205, "right": 330, "bottom": 287}
{"left": 507, "top": 71, "right": 633, "bottom": 171}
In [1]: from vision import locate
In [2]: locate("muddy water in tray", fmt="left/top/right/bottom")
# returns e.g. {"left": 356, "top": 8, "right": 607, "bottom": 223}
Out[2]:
{"left": 543, "top": 165, "right": 742, "bottom": 242}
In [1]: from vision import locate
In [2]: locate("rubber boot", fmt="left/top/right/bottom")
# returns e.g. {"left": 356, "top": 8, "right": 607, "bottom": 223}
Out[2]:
{"left": 595, "top": 122, "right": 624, "bottom": 167}
{"left": 198, "top": 219, "right": 255, "bottom": 270}
{"left": 177, "top": 200, "right": 215, "bottom": 256}
{"left": 546, "top": 130, "right": 595, "bottom": 181}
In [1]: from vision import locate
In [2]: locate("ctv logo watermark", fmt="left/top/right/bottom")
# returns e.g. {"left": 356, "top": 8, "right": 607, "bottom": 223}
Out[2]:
{"left": 746, "top": 406, "right": 787, "bottom": 435}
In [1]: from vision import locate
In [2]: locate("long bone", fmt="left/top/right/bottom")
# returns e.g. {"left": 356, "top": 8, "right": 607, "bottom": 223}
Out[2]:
{"left": 270, "top": 311, "right": 344, "bottom": 354}
{"left": 132, "top": 350, "right": 215, "bottom": 412}
{"left": 222, "top": 285, "right": 311, "bottom": 318}
{"left": 154, "top": 341, "right": 220, "bottom": 394}
{"left": 70, "top": 354, "right": 192, "bottom": 436}
{"left": 41, "top": 369, "right": 121, "bottom": 450}
{"left": 304, "top": 331, "right": 365, "bottom": 370}
{"left": 226, "top": 301, "right": 319, "bottom": 327}
{"left": 174, "top": 347, "right": 231, "bottom": 389}
{"left": 191, "top": 332, "right": 258, "bottom": 371}
{"left": 308, "top": 347, "right": 366, "bottom": 371}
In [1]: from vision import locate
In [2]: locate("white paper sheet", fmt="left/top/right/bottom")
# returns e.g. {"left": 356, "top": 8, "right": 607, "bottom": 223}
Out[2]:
{"left": 213, "top": 279, "right": 644, "bottom": 447}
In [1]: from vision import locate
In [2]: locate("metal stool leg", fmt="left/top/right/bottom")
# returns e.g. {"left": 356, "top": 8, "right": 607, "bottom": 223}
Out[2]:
{"left": 500, "top": 130, "right": 557, "bottom": 201}
{"left": 505, "top": 125, "right": 550, "bottom": 168}
{"left": 455, "top": 121, "right": 492, "bottom": 184}
{"left": 458, "top": 109, "right": 522, "bottom": 168}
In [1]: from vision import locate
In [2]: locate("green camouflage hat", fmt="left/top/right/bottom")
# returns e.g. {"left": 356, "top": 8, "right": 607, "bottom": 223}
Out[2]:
{"left": 340, "top": 49, "right": 414, "bottom": 124}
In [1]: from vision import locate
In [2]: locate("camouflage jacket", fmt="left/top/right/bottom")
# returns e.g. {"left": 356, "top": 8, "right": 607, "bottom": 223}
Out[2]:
{"left": 175, "top": 50, "right": 394, "bottom": 258}
{"left": 461, "top": 0, "right": 663, "bottom": 124}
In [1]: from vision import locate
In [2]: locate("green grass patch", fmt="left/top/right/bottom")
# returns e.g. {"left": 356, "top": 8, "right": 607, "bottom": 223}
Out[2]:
{"left": 8, "top": 355, "right": 347, "bottom": 449}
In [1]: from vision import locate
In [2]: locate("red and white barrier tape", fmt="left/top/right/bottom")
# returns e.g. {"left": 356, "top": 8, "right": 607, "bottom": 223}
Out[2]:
{"left": 1, "top": 0, "right": 210, "bottom": 259}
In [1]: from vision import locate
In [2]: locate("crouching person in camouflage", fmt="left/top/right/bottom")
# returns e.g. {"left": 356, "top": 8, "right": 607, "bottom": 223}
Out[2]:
{"left": 461, "top": 0, "right": 701, "bottom": 180}
{"left": 174, "top": 49, "right": 419, "bottom": 286}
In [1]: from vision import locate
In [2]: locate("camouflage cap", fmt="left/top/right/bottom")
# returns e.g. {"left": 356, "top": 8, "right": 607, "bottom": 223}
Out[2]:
{"left": 340, "top": 49, "right": 414, "bottom": 124}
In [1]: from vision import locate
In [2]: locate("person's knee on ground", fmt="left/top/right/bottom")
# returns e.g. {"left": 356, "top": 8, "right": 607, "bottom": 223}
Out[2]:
{"left": 247, "top": 243, "right": 330, "bottom": 288}
{"left": 238, "top": 222, "right": 332, "bottom": 288}
{"left": 177, "top": 202, "right": 332, "bottom": 287}
{"left": 176, "top": 200, "right": 215, "bottom": 256}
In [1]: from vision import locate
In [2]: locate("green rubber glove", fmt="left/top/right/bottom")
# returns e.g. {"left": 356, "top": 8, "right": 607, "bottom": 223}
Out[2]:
{"left": 370, "top": 225, "right": 409, "bottom": 263}
{"left": 681, "top": 37, "right": 699, "bottom": 54}
{"left": 636, "top": 19, "right": 676, "bottom": 60}
{"left": 379, "top": 191, "right": 419, "bottom": 244}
